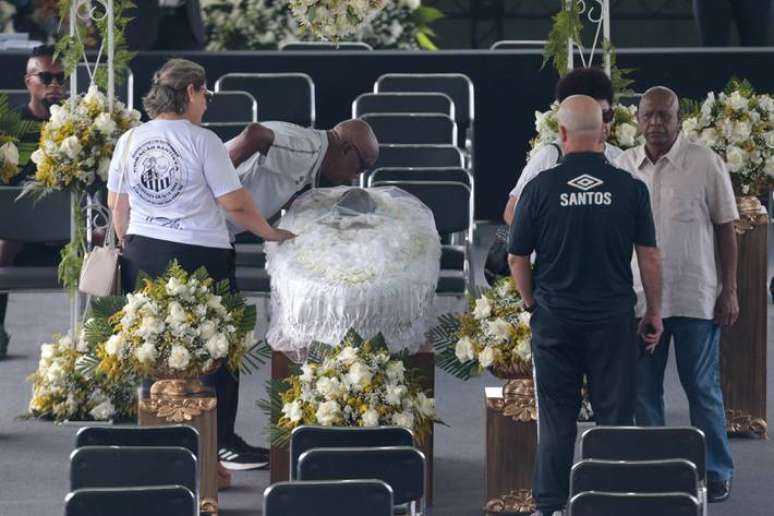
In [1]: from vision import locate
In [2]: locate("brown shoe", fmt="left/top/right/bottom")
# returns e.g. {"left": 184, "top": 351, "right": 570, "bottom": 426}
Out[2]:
{"left": 217, "top": 463, "right": 232, "bottom": 490}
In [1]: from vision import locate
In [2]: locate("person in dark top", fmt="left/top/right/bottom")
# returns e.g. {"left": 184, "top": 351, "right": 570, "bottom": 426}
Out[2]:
{"left": 0, "top": 45, "right": 64, "bottom": 359}
{"left": 507, "top": 95, "right": 663, "bottom": 516}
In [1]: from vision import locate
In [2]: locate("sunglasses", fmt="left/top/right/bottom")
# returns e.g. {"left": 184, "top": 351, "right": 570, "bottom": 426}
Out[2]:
{"left": 30, "top": 71, "right": 65, "bottom": 86}
{"left": 602, "top": 108, "right": 615, "bottom": 123}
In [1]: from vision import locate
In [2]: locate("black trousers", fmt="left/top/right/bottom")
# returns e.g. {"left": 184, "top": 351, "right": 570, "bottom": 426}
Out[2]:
{"left": 693, "top": 0, "right": 772, "bottom": 46}
{"left": 530, "top": 305, "right": 638, "bottom": 512}
{"left": 122, "top": 234, "right": 239, "bottom": 447}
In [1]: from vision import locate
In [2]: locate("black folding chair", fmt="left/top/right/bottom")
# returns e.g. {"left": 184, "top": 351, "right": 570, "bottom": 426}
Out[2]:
{"left": 202, "top": 91, "right": 257, "bottom": 124}
{"left": 264, "top": 480, "right": 392, "bottom": 516}
{"left": 297, "top": 446, "right": 425, "bottom": 515}
{"left": 215, "top": 73, "right": 316, "bottom": 127}
{"left": 69, "top": 446, "right": 198, "bottom": 501}
{"left": 373, "top": 144, "right": 465, "bottom": 170}
{"left": 352, "top": 92, "right": 455, "bottom": 119}
{"left": 490, "top": 40, "right": 547, "bottom": 50}
{"left": 569, "top": 491, "right": 701, "bottom": 516}
{"left": 0, "top": 187, "right": 69, "bottom": 292}
{"left": 65, "top": 486, "right": 196, "bottom": 516}
{"left": 280, "top": 41, "right": 373, "bottom": 51}
{"left": 367, "top": 167, "right": 473, "bottom": 188}
{"left": 570, "top": 459, "right": 700, "bottom": 498}
{"left": 75, "top": 425, "right": 199, "bottom": 459}
{"left": 289, "top": 426, "right": 414, "bottom": 480}
{"left": 359, "top": 113, "right": 457, "bottom": 145}
{"left": 580, "top": 426, "right": 707, "bottom": 511}
{"left": 75, "top": 64, "right": 134, "bottom": 109}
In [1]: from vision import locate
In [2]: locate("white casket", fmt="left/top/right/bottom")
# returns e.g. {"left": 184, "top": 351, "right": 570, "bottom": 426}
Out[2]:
{"left": 264, "top": 186, "right": 441, "bottom": 360}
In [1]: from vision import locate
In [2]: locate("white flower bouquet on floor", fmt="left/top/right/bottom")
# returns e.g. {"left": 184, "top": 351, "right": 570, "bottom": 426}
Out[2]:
{"left": 529, "top": 101, "right": 641, "bottom": 160}
{"left": 682, "top": 79, "right": 773, "bottom": 196}
{"left": 90, "top": 261, "right": 262, "bottom": 382}
{"left": 260, "top": 330, "right": 439, "bottom": 446}
{"left": 27, "top": 330, "right": 136, "bottom": 422}
{"left": 27, "top": 85, "right": 141, "bottom": 193}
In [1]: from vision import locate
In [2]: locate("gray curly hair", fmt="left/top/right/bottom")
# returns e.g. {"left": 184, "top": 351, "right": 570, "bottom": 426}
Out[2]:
{"left": 142, "top": 58, "right": 206, "bottom": 118}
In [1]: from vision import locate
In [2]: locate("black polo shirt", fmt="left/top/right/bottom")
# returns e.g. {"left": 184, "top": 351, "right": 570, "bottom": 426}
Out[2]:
{"left": 509, "top": 152, "right": 656, "bottom": 322}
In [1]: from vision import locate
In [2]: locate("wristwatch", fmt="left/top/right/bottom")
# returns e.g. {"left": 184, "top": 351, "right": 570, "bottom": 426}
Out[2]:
{"left": 524, "top": 302, "right": 537, "bottom": 313}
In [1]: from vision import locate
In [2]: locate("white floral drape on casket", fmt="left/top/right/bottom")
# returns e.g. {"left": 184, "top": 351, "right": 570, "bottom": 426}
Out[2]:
{"left": 265, "top": 186, "right": 441, "bottom": 359}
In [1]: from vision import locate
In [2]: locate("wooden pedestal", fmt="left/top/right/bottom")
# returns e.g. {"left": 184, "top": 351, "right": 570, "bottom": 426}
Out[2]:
{"left": 485, "top": 386, "right": 538, "bottom": 515}
{"left": 269, "top": 349, "right": 435, "bottom": 506}
{"left": 138, "top": 386, "right": 219, "bottom": 514}
{"left": 720, "top": 219, "right": 768, "bottom": 438}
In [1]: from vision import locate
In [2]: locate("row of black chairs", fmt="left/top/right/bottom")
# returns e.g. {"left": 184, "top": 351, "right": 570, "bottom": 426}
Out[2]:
{"left": 569, "top": 426, "right": 706, "bottom": 515}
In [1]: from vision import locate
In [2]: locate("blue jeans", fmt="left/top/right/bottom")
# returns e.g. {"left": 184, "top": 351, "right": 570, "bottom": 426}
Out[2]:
{"left": 635, "top": 317, "right": 734, "bottom": 482}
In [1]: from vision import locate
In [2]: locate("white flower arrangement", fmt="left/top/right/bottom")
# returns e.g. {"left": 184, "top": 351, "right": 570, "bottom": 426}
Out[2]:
{"left": 27, "top": 331, "right": 136, "bottom": 422}
{"left": 0, "top": 140, "right": 19, "bottom": 184}
{"left": 288, "top": 0, "right": 385, "bottom": 41}
{"left": 529, "top": 101, "right": 642, "bottom": 161}
{"left": 28, "top": 85, "right": 141, "bottom": 192}
{"left": 262, "top": 330, "right": 439, "bottom": 446}
{"left": 682, "top": 79, "right": 773, "bottom": 196}
{"left": 431, "top": 277, "right": 532, "bottom": 380}
{"left": 91, "top": 261, "right": 259, "bottom": 381}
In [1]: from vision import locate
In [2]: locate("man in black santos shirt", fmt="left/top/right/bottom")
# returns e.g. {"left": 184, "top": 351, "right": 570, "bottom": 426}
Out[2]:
{"left": 508, "top": 95, "right": 664, "bottom": 516}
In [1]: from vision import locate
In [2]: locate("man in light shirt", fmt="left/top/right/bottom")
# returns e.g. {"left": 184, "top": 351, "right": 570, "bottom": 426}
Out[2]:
{"left": 503, "top": 67, "right": 623, "bottom": 225}
{"left": 615, "top": 86, "right": 739, "bottom": 503}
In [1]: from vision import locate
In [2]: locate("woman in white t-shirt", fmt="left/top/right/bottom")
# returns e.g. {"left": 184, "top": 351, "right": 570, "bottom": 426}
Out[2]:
{"left": 106, "top": 58, "right": 293, "bottom": 477}
{"left": 502, "top": 67, "right": 622, "bottom": 225}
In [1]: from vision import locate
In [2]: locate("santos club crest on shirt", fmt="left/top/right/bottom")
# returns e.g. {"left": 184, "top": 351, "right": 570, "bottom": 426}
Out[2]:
{"left": 131, "top": 139, "right": 185, "bottom": 206}
{"left": 561, "top": 174, "right": 612, "bottom": 206}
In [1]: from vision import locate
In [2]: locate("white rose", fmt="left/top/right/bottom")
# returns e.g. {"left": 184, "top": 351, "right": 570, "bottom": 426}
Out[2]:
{"left": 46, "top": 361, "right": 65, "bottom": 385}
{"left": 386, "top": 360, "right": 406, "bottom": 382}
{"left": 30, "top": 148, "right": 45, "bottom": 165}
{"left": 205, "top": 334, "right": 229, "bottom": 359}
{"left": 136, "top": 316, "right": 165, "bottom": 339}
{"left": 0, "top": 142, "right": 19, "bottom": 166}
{"left": 486, "top": 318, "right": 512, "bottom": 342}
{"left": 337, "top": 345, "right": 359, "bottom": 365}
{"left": 518, "top": 311, "right": 532, "bottom": 327}
{"left": 300, "top": 362, "right": 315, "bottom": 383}
{"left": 385, "top": 383, "right": 408, "bottom": 406}
{"left": 94, "top": 112, "right": 117, "bottom": 136}
{"left": 134, "top": 341, "right": 157, "bottom": 364}
{"left": 346, "top": 362, "right": 373, "bottom": 391}
{"left": 316, "top": 377, "right": 345, "bottom": 400}
{"left": 415, "top": 392, "right": 435, "bottom": 418}
{"left": 473, "top": 296, "right": 492, "bottom": 319}
{"left": 392, "top": 411, "right": 414, "bottom": 429}
{"left": 615, "top": 123, "right": 637, "bottom": 148}
{"left": 40, "top": 343, "right": 55, "bottom": 361}
{"left": 89, "top": 400, "right": 115, "bottom": 420}
{"left": 194, "top": 304, "right": 208, "bottom": 318}
{"left": 700, "top": 127, "right": 719, "bottom": 147}
{"left": 478, "top": 346, "right": 496, "bottom": 368}
{"left": 48, "top": 104, "right": 68, "bottom": 126}
{"left": 166, "top": 277, "right": 186, "bottom": 296}
{"left": 362, "top": 408, "right": 380, "bottom": 427}
{"left": 60, "top": 136, "right": 82, "bottom": 160}
{"left": 84, "top": 85, "right": 105, "bottom": 107}
{"left": 104, "top": 334, "right": 125, "bottom": 357}
{"left": 282, "top": 401, "right": 303, "bottom": 423}
{"left": 758, "top": 95, "right": 774, "bottom": 113}
{"left": 59, "top": 334, "right": 74, "bottom": 349}
{"left": 726, "top": 91, "right": 748, "bottom": 111}
{"left": 207, "top": 294, "right": 226, "bottom": 314}
{"left": 199, "top": 320, "right": 217, "bottom": 340}
{"left": 764, "top": 131, "right": 774, "bottom": 148}
{"left": 167, "top": 345, "right": 191, "bottom": 370}
{"left": 315, "top": 400, "right": 340, "bottom": 426}
{"left": 165, "top": 301, "right": 188, "bottom": 325}
{"left": 454, "top": 336, "right": 476, "bottom": 362}
{"left": 730, "top": 120, "right": 752, "bottom": 144}
{"left": 725, "top": 145, "right": 746, "bottom": 173}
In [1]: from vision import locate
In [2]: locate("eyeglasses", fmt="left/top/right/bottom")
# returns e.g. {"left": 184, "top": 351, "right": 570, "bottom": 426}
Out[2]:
{"left": 602, "top": 108, "right": 615, "bottom": 123}
{"left": 351, "top": 143, "right": 371, "bottom": 173}
{"left": 29, "top": 71, "right": 65, "bottom": 86}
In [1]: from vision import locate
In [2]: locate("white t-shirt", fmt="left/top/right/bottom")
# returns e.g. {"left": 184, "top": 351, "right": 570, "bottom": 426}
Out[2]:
{"left": 225, "top": 121, "right": 328, "bottom": 236}
{"left": 509, "top": 142, "right": 624, "bottom": 199}
{"left": 107, "top": 119, "right": 242, "bottom": 249}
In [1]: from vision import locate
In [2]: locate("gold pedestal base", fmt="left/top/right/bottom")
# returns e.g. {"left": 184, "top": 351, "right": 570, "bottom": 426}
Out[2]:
{"left": 139, "top": 379, "right": 219, "bottom": 515}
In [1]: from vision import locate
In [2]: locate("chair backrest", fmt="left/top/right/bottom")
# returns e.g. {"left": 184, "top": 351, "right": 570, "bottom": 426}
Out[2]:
{"left": 202, "top": 91, "right": 257, "bottom": 123}
{"left": 75, "top": 425, "right": 199, "bottom": 459}
{"left": 360, "top": 113, "right": 457, "bottom": 145}
{"left": 374, "top": 73, "right": 474, "bottom": 130}
{"left": 215, "top": 73, "right": 315, "bottom": 127}
{"left": 580, "top": 427, "right": 707, "bottom": 482}
{"left": 65, "top": 486, "right": 196, "bottom": 516}
{"left": 280, "top": 41, "right": 373, "bottom": 51}
{"left": 202, "top": 123, "right": 246, "bottom": 143}
{"left": 367, "top": 167, "right": 473, "bottom": 188}
{"left": 370, "top": 180, "right": 472, "bottom": 238}
{"left": 352, "top": 92, "right": 455, "bottom": 119}
{"left": 570, "top": 459, "right": 699, "bottom": 497}
{"left": 297, "top": 446, "right": 424, "bottom": 506}
{"left": 0, "top": 187, "right": 71, "bottom": 242}
{"left": 569, "top": 491, "right": 701, "bottom": 516}
{"left": 75, "top": 64, "right": 134, "bottom": 109}
{"left": 374, "top": 144, "right": 464, "bottom": 169}
{"left": 290, "top": 426, "right": 413, "bottom": 480}
{"left": 490, "top": 40, "right": 547, "bottom": 50}
{"left": 264, "top": 480, "right": 392, "bottom": 516}
{"left": 69, "top": 446, "right": 197, "bottom": 496}
{"left": 2, "top": 88, "right": 32, "bottom": 111}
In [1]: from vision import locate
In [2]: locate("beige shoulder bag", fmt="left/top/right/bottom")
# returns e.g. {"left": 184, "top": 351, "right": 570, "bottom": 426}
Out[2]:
{"left": 78, "top": 128, "right": 134, "bottom": 297}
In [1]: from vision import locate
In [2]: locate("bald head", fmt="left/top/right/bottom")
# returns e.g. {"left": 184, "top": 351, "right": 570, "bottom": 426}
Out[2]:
{"left": 320, "top": 119, "right": 380, "bottom": 185}
{"left": 334, "top": 119, "right": 379, "bottom": 168}
{"left": 557, "top": 95, "right": 604, "bottom": 152}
